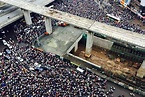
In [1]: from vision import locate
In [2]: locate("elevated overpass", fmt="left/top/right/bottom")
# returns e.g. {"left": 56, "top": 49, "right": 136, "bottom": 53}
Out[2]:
{"left": 1, "top": 0, "right": 145, "bottom": 78}
{"left": 0, "top": 0, "right": 55, "bottom": 28}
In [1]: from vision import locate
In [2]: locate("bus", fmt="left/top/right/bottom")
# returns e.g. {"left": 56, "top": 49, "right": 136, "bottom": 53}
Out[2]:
{"left": 106, "top": 14, "right": 121, "bottom": 22}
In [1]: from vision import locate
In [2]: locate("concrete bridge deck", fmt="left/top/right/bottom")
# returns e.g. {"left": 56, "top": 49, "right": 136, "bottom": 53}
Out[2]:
{"left": 1, "top": 0, "right": 145, "bottom": 48}
{"left": 0, "top": 0, "right": 54, "bottom": 28}
{"left": 34, "top": 26, "right": 83, "bottom": 56}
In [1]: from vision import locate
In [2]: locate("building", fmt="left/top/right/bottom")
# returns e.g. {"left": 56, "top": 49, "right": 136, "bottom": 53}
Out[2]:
{"left": 140, "top": 0, "right": 145, "bottom": 16}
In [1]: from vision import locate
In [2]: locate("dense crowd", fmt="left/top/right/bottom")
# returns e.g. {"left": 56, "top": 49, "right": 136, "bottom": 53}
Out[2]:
{"left": 1, "top": 45, "right": 112, "bottom": 96}
{"left": 0, "top": 8, "right": 126, "bottom": 97}
{"left": 0, "top": 0, "right": 141, "bottom": 97}
{"left": 0, "top": 10, "right": 117, "bottom": 97}
{"left": 0, "top": 33, "right": 115, "bottom": 96}
{"left": 13, "top": 15, "right": 46, "bottom": 45}
{"left": 52, "top": 0, "right": 145, "bottom": 34}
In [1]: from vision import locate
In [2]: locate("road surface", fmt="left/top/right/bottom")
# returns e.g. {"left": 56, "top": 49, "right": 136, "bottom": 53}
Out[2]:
{"left": 0, "top": 0, "right": 54, "bottom": 28}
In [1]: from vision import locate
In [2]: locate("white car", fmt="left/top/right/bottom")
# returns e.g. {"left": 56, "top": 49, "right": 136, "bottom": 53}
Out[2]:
{"left": 16, "top": 57, "right": 24, "bottom": 62}
{"left": 7, "top": 43, "right": 12, "bottom": 49}
{"left": 0, "top": 10, "right": 4, "bottom": 13}
{"left": 2, "top": 40, "right": 7, "bottom": 45}
{"left": 130, "top": 93, "right": 135, "bottom": 97}
{"left": 0, "top": 52, "right": 2, "bottom": 56}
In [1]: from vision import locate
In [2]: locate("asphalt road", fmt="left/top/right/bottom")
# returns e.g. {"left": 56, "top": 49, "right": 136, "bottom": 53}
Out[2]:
{"left": 0, "top": 27, "right": 16, "bottom": 52}
{"left": 106, "top": 81, "right": 142, "bottom": 97}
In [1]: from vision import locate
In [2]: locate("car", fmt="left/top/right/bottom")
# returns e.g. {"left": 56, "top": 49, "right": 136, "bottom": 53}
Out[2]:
{"left": 2, "top": 39, "right": 12, "bottom": 49}
{"left": 35, "top": 67, "right": 43, "bottom": 71}
{"left": 129, "top": 93, "right": 135, "bottom": 97}
{"left": 2, "top": 40, "right": 7, "bottom": 45}
{"left": 110, "top": 86, "right": 115, "bottom": 90}
{"left": 29, "top": 67, "right": 35, "bottom": 71}
{"left": 40, "top": 66, "right": 51, "bottom": 70}
{"left": 6, "top": 43, "right": 12, "bottom": 49}
{"left": 4, "top": 55, "right": 10, "bottom": 60}
{"left": 0, "top": 52, "right": 3, "bottom": 56}
{"left": 5, "top": 49, "right": 11, "bottom": 54}
{"left": 16, "top": 57, "right": 24, "bottom": 62}
{"left": 56, "top": 21, "right": 69, "bottom": 27}
{"left": 0, "top": 10, "right": 4, "bottom": 13}
{"left": 36, "top": 26, "right": 41, "bottom": 29}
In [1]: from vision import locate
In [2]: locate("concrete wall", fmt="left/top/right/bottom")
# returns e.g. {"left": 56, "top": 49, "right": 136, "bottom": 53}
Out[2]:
{"left": 65, "top": 53, "right": 101, "bottom": 70}
{"left": 93, "top": 36, "right": 114, "bottom": 50}
{"left": 137, "top": 60, "right": 145, "bottom": 78}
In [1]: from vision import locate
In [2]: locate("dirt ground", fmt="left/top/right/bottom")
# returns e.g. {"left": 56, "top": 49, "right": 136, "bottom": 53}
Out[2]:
{"left": 73, "top": 44, "right": 141, "bottom": 77}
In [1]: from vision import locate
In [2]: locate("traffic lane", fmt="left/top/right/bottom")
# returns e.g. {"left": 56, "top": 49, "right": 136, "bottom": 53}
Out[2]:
{"left": 0, "top": 41, "right": 6, "bottom": 52}
{"left": 106, "top": 81, "right": 142, "bottom": 97}
{"left": 0, "top": 28, "right": 17, "bottom": 52}
{"left": 0, "top": 9, "right": 22, "bottom": 24}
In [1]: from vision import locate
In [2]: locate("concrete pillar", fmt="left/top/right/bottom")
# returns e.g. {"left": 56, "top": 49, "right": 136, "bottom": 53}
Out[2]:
{"left": 137, "top": 60, "right": 145, "bottom": 78}
{"left": 44, "top": 17, "right": 52, "bottom": 34}
{"left": 0, "top": 2, "right": 5, "bottom": 6}
{"left": 85, "top": 31, "right": 93, "bottom": 57}
{"left": 22, "top": 9, "right": 32, "bottom": 25}
{"left": 74, "top": 42, "right": 78, "bottom": 52}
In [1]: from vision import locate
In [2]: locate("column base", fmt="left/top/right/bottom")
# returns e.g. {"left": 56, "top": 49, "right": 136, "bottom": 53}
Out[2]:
{"left": 137, "top": 60, "right": 145, "bottom": 78}
{"left": 44, "top": 32, "right": 49, "bottom": 35}
{"left": 84, "top": 53, "right": 91, "bottom": 58}
{"left": 136, "top": 68, "right": 145, "bottom": 78}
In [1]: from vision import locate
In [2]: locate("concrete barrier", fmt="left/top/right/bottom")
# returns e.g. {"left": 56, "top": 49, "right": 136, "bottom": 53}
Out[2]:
{"left": 67, "top": 53, "right": 101, "bottom": 69}
{"left": 93, "top": 36, "right": 114, "bottom": 50}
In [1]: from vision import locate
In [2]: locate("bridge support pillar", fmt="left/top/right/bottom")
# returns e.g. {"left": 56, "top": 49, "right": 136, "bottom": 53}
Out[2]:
{"left": 74, "top": 42, "right": 78, "bottom": 52}
{"left": 137, "top": 60, "right": 145, "bottom": 78}
{"left": 44, "top": 17, "right": 52, "bottom": 34}
{"left": 85, "top": 31, "right": 93, "bottom": 57}
{"left": 22, "top": 9, "right": 32, "bottom": 25}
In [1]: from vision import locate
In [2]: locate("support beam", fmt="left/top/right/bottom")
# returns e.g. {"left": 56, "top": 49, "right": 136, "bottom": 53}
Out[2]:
{"left": 22, "top": 9, "right": 32, "bottom": 25}
{"left": 74, "top": 42, "right": 78, "bottom": 52}
{"left": 137, "top": 60, "right": 145, "bottom": 78}
{"left": 85, "top": 31, "right": 94, "bottom": 57}
{"left": 44, "top": 17, "right": 52, "bottom": 34}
